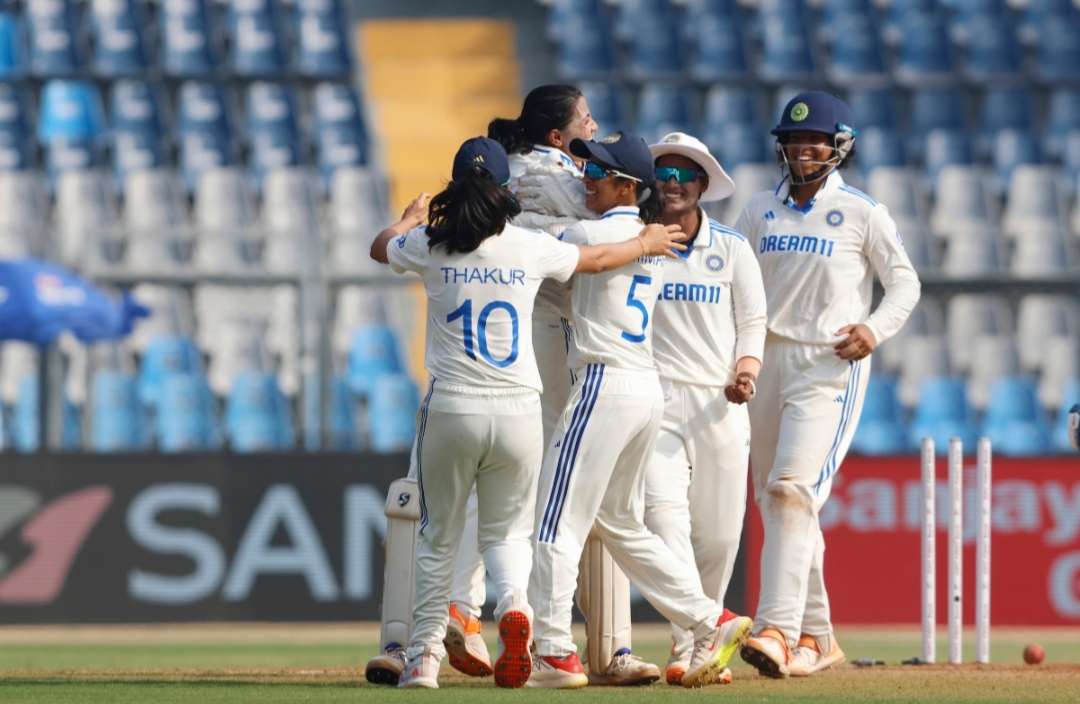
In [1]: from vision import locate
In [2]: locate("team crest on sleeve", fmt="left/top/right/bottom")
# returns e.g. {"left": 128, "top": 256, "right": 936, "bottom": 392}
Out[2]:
{"left": 706, "top": 254, "right": 724, "bottom": 271}
{"left": 764, "top": 210, "right": 775, "bottom": 221}
{"left": 395, "top": 234, "right": 407, "bottom": 248}
{"left": 826, "top": 210, "right": 844, "bottom": 227}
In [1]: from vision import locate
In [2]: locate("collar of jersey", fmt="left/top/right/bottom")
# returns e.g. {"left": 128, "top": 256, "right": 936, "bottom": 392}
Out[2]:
{"left": 774, "top": 171, "right": 844, "bottom": 214}
{"left": 675, "top": 207, "right": 712, "bottom": 259}
{"left": 532, "top": 144, "right": 583, "bottom": 177}
{"left": 600, "top": 205, "right": 641, "bottom": 220}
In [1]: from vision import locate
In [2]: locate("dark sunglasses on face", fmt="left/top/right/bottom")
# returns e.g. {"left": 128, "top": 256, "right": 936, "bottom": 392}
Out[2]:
{"left": 655, "top": 166, "right": 704, "bottom": 184}
{"left": 583, "top": 161, "right": 639, "bottom": 182}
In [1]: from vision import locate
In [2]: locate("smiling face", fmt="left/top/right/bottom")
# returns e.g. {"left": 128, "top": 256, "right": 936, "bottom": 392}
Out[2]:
{"left": 655, "top": 154, "right": 708, "bottom": 217}
{"left": 549, "top": 96, "right": 598, "bottom": 157}
{"left": 779, "top": 130, "right": 834, "bottom": 181}
{"left": 583, "top": 164, "right": 637, "bottom": 214}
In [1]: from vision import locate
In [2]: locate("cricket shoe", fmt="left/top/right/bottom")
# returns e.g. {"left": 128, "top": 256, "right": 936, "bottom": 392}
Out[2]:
{"left": 444, "top": 602, "right": 493, "bottom": 677}
{"left": 740, "top": 627, "right": 792, "bottom": 679}
{"left": 788, "top": 633, "right": 846, "bottom": 677}
{"left": 397, "top": 648, "right": 440, "bottom": 689}
{"left": 493, "top": 594, "right": 533, "bottom": 688}
{"left": 587, "top": 648, "right": 661, "bottom": 686}
{"left": 682, "top": 609, "right": 753, "bottom": 688}
{"left": 525, "top": 652, "right": 589, "bottom": 688}
{"left": 665, "top": 649, "right": 690, "bottom": 686}
{"left": 364, "top": 642, "right": 407, "bottom": 685}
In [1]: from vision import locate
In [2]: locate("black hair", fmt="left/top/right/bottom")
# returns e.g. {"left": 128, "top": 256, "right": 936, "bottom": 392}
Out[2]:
{"left": 487, "top": 84, "right": 584, "bottom": 155}
{"left": 425, "top": 168, "right": 522, "bottom": 255}
{"left": 637, "top": 180, "right": 663, "bottom": 224}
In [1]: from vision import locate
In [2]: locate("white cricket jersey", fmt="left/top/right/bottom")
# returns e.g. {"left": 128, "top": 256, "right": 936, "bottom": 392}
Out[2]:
{"left": 653, "top": 209, "right": 767, "bottom": 387}
{"left": 387, "top": 224, "right": 580, "bottom": 392}
{"left": 734, "top": 171, "right": 921, "bottom": 346}
{"left": 560, "top": 206, "right": 666, "bottom": 372}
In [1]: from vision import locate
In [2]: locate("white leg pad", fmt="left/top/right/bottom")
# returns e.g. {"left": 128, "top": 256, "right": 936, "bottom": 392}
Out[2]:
{"left": 380, "top": 477, "right": 420, "bottom": 649}
{"left": 580, "top": 534, "right": 631, "bottom": 675}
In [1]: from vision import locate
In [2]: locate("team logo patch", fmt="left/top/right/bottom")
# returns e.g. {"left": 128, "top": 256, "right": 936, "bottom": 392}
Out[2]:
{"left": 472, "top": 153, "right": 485, "bottom": 164}
{"left": 600, "top": 132, "right": 622, "bottom": 144}
{"left": 395, "top": 234, "right": 407, "bottom": 248}
{"left": 826, "top": 209, "right": 844, "bottom": 227}
{"left": 790, "top": 102, "right": 809, "bottom": 122}
{"left": 706, "top": 254, "right": 724, "bottom": 271}
{"left": 764, "top": 210, "right": 776, "bottom": 221}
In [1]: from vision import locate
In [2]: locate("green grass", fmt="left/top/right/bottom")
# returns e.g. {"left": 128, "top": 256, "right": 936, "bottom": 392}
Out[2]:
{"left": 1, "top": 624, "right": 1078, "bottom": 703}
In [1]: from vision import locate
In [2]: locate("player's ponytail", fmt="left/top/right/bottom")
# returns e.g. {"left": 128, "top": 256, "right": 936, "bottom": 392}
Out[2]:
{"left": 426, "top": 168, "right": 522, "bottom": 255}
{"left": 488, "top": 84, "right": 584, "bottom": 155}
{"left": 636, "top": 179, "right": 663, "bottom": 224}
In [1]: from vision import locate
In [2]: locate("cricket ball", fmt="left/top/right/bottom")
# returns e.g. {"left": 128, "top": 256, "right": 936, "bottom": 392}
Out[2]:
{"left": 1023, "top": 643, "right": 1045, "bottom": 665}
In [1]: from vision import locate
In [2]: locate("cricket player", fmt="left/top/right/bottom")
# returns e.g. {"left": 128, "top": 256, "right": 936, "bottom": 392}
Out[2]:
{"left": 527, "top": 132, "right": 753, "bottom": 689}
{"left": 643, "top": 132, "right": 767, "bottom": 685}
{"left": 734, "top": 92, "right": 920, "bottom": 678}
{"left": 369, "top": 136, "right": 688, "bottom": 689}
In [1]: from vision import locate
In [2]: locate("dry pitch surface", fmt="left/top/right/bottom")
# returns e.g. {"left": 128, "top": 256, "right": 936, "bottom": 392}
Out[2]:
{"left": 1, "top": 623, "right": 1078, "bottom": 703}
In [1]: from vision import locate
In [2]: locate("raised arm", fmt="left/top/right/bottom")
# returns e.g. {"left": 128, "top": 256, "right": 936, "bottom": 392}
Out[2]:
{"left": 370, "top": 193, "right": 431, "bottom": 264}
{"left": 574, "top": 224, "right": 686, "bottom": 273}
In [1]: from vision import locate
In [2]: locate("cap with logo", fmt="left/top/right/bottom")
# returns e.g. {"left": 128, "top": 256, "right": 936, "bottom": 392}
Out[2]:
{"left": 648, "top": 131, "right": 735, "bottom": 202}
{"left": 452, "top": 136, "right": 511, "bottom": 185}
{"left": 771, "top": 91, "right": 857, "bottom": 138}
{"left": 569, "top": 131, "right": 655, "bottom": 183}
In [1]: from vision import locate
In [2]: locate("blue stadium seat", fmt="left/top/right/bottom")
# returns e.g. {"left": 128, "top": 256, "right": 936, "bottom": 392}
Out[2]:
{"left": 228, "top": 0, "right": 287, "bottom": 77}
{"left": 1054, "top": 381, "right": 1080, "bottom": 452}
{"left": 1043, "top": 89, "right": 1080, "bottom": 160}
{"left": 295, "top": 0, "right": 351, "bottom": 77}
{"left": 368, "top": 373, "right": 419, "bottom": 454}
{"left": 623, "top": 6, "right": 681, "bottom": 80}
{"left": 1019, "top": 0, "right": 1077, "bottom": 45}
{"left": 911, "top": 88, "right": 964, "bottom": 133}
{"left": 961, "top": 13, "right": 1022, "bottom": 83}
{"left": 90, "top": 0, "right": 149, "bottom": 77}
{"left": 555, "top": 28, "right": 616, "bottom": 80}
{"left": 111, "top": 81, "right": 167, "bottom": 182}
{"left": 710, "top": 124, "right": 769, "bottom": 171}
{"left": 0, "top": 12, "right": 26, "bottom": 78}
{"left": 909, "top": 377, "right": 978, "bottom": 453}
{"left": 27, "top": 0, "right": 80, "bottom": 76}
{"left": 157, "top": 372, "right": 220, "bottom": 452}
{"left": 857, "top": 127, "right": 906, "bottom": 172}
{"left": 979, "top": 88, "right": 1034, "bottom": 159}
{"left": 246, "top": 82, "right": 302, "bottom": 183}
{"left": 636, "top": 84, "right": 692, "bottom": 145}
{"left": 759, "top": 14, "right": 816, "bottom": 83}
{"left": 826, "top": 16, "right": 887, "bottom": 86}
{"left": 91, "top": 370, "right": 147, "bottom": 451}
{"left": 138, "top": 335, "right": 205, "bottom": 409}
{"left": 680, "top": 0, "right": 738, "bottom": 35}
{"left": 347, "top": 324, "right": 404, "bottom": 398}
{"left": 39, "top": 81, "right": 106, "bottom": 179}
{"left": 0, "top": 83, "right": 33, "bottom": 170}
{"left": 895, "top": 12, "right": 954, "bottom": 85}
{"left": 546, "top": 0, "right": 607, "bottom": 43}
{"left": 702, "top": 86, "right": 757, "bottom": 130}
{"left": 687, "top": 11, "right": 747, "bottom": 82}
{"left": 1034, "top": 15, "right": 1080, "bottom": 83}
{"left": 991, "top": 129, "right": 1040, "bottom": 194}
{"left": 1064, "top": 130, "right": 1080, "bottom": 186}
{"left": 179, "top": 81, "right": 234, "bottom": 189}
{"left": 226, "top": 370, "right": 294, "bottom": 452}
{"left": 851, "top": 375, "right": 908, "bottom": 456}
{"left": 12, "top": 376, "right": 82, "bottom": 453}
{"left": 924, "top": 129, "right": 973, "bottom": 186}
{"left": 160, "top": 0, "right": 218, "bottom": 77}
{"left": 327, "top": 374, "right": 359, "bottom": 450}
{"left": 882, "top": 0, "right": 940, "bottom": 45}
{"left": 613, "top": 0, "right": 674, "bottom": 43}
{"left": 982, "top": 377, "right": 1053, "bottom": 455}
{"left": 847, "top": 88, "right": 898, "bottom": 129}
{"left": 314, "top": 83, "right": 367, "bottom": 184}
{"left": 579, "top": 82, "right": 624, "bottom": 133}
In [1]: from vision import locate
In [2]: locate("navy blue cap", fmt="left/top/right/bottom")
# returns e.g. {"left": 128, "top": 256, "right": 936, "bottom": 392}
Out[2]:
{"left": 452, "top": 136, "right": 511, "bottom": 185}
{"left": 570, "top": 131, "right": 654, "bottom": 183}
{"left": 772, "top": 91, "right": 857, "bottom": 137}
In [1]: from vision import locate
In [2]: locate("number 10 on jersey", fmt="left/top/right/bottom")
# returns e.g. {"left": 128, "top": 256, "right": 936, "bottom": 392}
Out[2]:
{"left": 446, "top": 299, "right": 520, "bottom": 367}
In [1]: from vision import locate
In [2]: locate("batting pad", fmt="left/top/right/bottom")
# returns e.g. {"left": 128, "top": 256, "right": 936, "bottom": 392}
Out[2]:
{"left": 380, "top": 477, "right": 421, "bottom": 649}
{"left": 580, "top": 535, "right": 632, "bottom": 675}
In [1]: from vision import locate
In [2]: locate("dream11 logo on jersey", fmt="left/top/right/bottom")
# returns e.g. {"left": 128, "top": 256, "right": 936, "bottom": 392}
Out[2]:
{"left": 0, "top": 486, "right": 113, "bottom": 604}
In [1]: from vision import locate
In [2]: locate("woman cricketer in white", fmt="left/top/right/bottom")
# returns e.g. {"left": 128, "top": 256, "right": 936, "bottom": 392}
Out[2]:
{"left": 734, "top": 92, "right": 920, "bottom": 678}
{"left": 643, "top": 133, "right": 767, "bottom": 686}
{"left": 527, "top": 132, "right": 753, "bottom": 690}
{"left": 370, "top": 137, "right": 688, "bottom": 689}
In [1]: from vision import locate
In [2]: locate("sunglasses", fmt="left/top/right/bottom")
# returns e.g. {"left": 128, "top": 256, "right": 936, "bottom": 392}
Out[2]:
{"left": 655, "top": 166, "right": 704, "bottom": 184}
{"left": 583, "top": 161, "right": 641, "bottom": 182}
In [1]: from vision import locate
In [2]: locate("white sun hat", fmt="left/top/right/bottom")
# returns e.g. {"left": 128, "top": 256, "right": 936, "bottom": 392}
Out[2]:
{"left": 648, "top": 132, "right": 735, "bottom": 202}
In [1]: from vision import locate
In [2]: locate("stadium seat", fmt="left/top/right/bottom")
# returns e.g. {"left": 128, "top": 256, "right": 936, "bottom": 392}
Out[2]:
{"left": 128, "top": 284, "right": 197, "bottom": 352}
{"left": 892, "top": 216, "right": 934, "bottom": 269}
{"left": 687, "top": 11, "right": 747, "bottom": 82}
{"left": 228, "top": 0, "right": 286, "bottom": 77}
{"left": 1010, "top": 232, "right": 1068, "bottom": 276}
{"left": 909, "top": 377, "right": 978, "bottom": 454}
{"left": 547, "top": 0, "right": 607, "bottom": 43}
{"left": 847, "top": 88, "right": 898, "bottom": 130}
{"left": 930, "top": 166, "right": 993, "bottom": 238}
{"left": 161, "top": 0, "right": 218, "bottom": 77}
{"left": 0, "top": 171, "right": 46, "bottom": 257}
{"left": 138, "top": 334, "right": 205, "bottom": 409}
{"left": 26, "top": 0, "right": 80, "bottom": 76}
{"left": 157, "top": 372, "right": 220, "bottom": 452}
{"left": 1038, "top": 336, "right": 1079, "bottom": 411}
{"left": 194, "top": 168, "right": 258, "bottom": 273}
{"left": 826, "top": 15, "right": 887, "bottom": 86}
{"left": 579, "top": 82, "right": 624, "bottom": 133}
{"left": 1054, "top": 380, "right": 1080, "bottom": 452}
{"left": 720, "top": 163, "right": 778, "bottom": 228}
{"left": 946, "top": 294, "right": 1012, "bottom": 374}
{"left": 895, "top": 12, "right": 954, "bottom": 85}
{"left": 368, "top": 373, "right": 419, "bottom": 454}
{"left": 759, "top": 13, "right": 816, "bottom": 83}
{"left": 246, "top": 82, "right": 302, "bottom": 183}
{"left": 1034, "top": 14, "right": 1080, "bottom": 83}
{"left": 623, "top": 5, "right": 682, "bottom": 80}
{"left": 225, "top": 370, "right": 294, "bottom": 452}
{"left": 613, "top": 0, "right": 673, "bottom": 43}
{"left": 55, "top": 169, "right": 121, "bottom": 268}
{"left": 90, "top": 0, "right": 148, "bottom": 77}
{"left": 851, "top": 375, "right": 908, "bottom": 456}
{"left": 636, "top": 84, "right": 692, "bottom": 145}
{"left": 12, "top": 376, "right": 82, "bottom": 453}
{"left": 90, "top": 369, "right": 146, "bottom": 452}
{"left": 262, "top": 167, "right": 317, "bottom": 273}
{"left": 124, "top": 169, "right": 188, "bottom": 231}
{"left": 555, "top": 28, "right": 616, "bottom": 81}
{"left": 329, "top": 166, "right": 389, "bottom": 234}
{"left": 911, "top": 88, "right": 964, "bottom": 139}
{"left": 1043, "top": 89, "right": 1080, "bottom": 160}
{"left": 111, "top": 81, "right": 168, "bottom": 183}
{"left": 991, "top": 129, "right": 1040, "bottom": 195}
{"left": 0, "top": 82, "right": 33, "bottom": 170}
{"left": 923, "top": 130, "right": 974, "bottom": 188}
{"left": 982, "top": 377, "right": 1053, "bottom": 455}
{"left": 295, "top": 0, "right": 351, "bottom": 77}
{"left": 968, "top": 335, "right": 1021, "bottom": 411}
{"left": 179, "top": 82, "right": 235, "bottom": 190}
{"left": 333, "top": 286, "right": 389, "bottom": 359}
{"left": 327, "top": 374, "right": 359, "bottom": 450}
{"left": 0, "top": 12, "right": 26, "bottom": 79}
{"left": 960, "top": 13, "right": 1022, "bottom": 83}
{"left": 980, "top": 88, "right": 1034, "bottom": 153}
{"left": 856, "top": 127, "right": 905, "bottom": 172}
{"left": 898, "top": 334, "right": 950, "bottom": 408}
{"left": 313, "top": 82, "right": 368, "bottom": 184}
{"left": 347, "top": 324, "right": 404, "bottom": 398}
{"left": 711, "top": 124, "right": 769, "bottom": 171}
{"left": 1001, "top": 165, "right": 1065, "bottom": 240}
{"left": 1017, "top": 295, "right": 1079, "bottom": 372}
{"left": 702, "top": 86, "right": 757, "bottom": 131}
{"left": 866, "top": 167, "right": 923, "bottom": 219}
{"left": 941, "top": 225, "right": 1001, "bottom": 276}
{"left": 39, "top": 79, "right": 106, "bottom": 145}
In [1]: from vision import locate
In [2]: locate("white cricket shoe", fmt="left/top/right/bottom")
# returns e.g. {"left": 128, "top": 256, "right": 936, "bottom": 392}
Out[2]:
{"left": 788, "top": 633, "right": 846, "bottom": 677}
{"left": 682, "top": 609, "right": 753, "bottom": 688}
{"left": 398, "top": 647, "right": 441, "bottom": 689}
{"left": 444, "top": 602, "right": 493, "bottom": 677}
{"left": 525, "top": 652, "right": 589, "bottom": 689}
{"left": 587, "top": 647, "right": 661, "bottom": 686}
{"left": 740, "top": 627, "right": 791, "bottom": 679}
{"left": 493, "top": 593, "right": 533, "bottom": 688}
{"left": 364, "top": 643, "right": 407, "bottom": 685}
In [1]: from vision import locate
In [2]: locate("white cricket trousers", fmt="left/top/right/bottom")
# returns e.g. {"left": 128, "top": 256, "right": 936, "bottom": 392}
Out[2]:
{"left": 529, "top": 364, "right": 723, "bottom": 656}
{"left": 445, "top": 312, "right": 574, "bottom": 616}
{"left": 644, "top": 378, "right": 751, "bottom": 659}
{"left": 409, "top": 381, "right": 544, "bottom": 657}
{"left": 747, "top": 334, "right": 869, "bottom": 649}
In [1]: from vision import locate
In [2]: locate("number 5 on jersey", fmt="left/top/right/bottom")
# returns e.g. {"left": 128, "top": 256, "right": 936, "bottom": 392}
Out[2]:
{"left": 447, "top": 299, "right": 520, "bottom": 367}
{"left": 622, "top": 274, "right": 652, "bottom": 343}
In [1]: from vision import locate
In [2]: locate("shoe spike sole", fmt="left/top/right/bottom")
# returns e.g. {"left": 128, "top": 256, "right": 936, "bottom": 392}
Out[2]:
{"left": 494, "top": 610, "right": 532, "bottom": 688}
